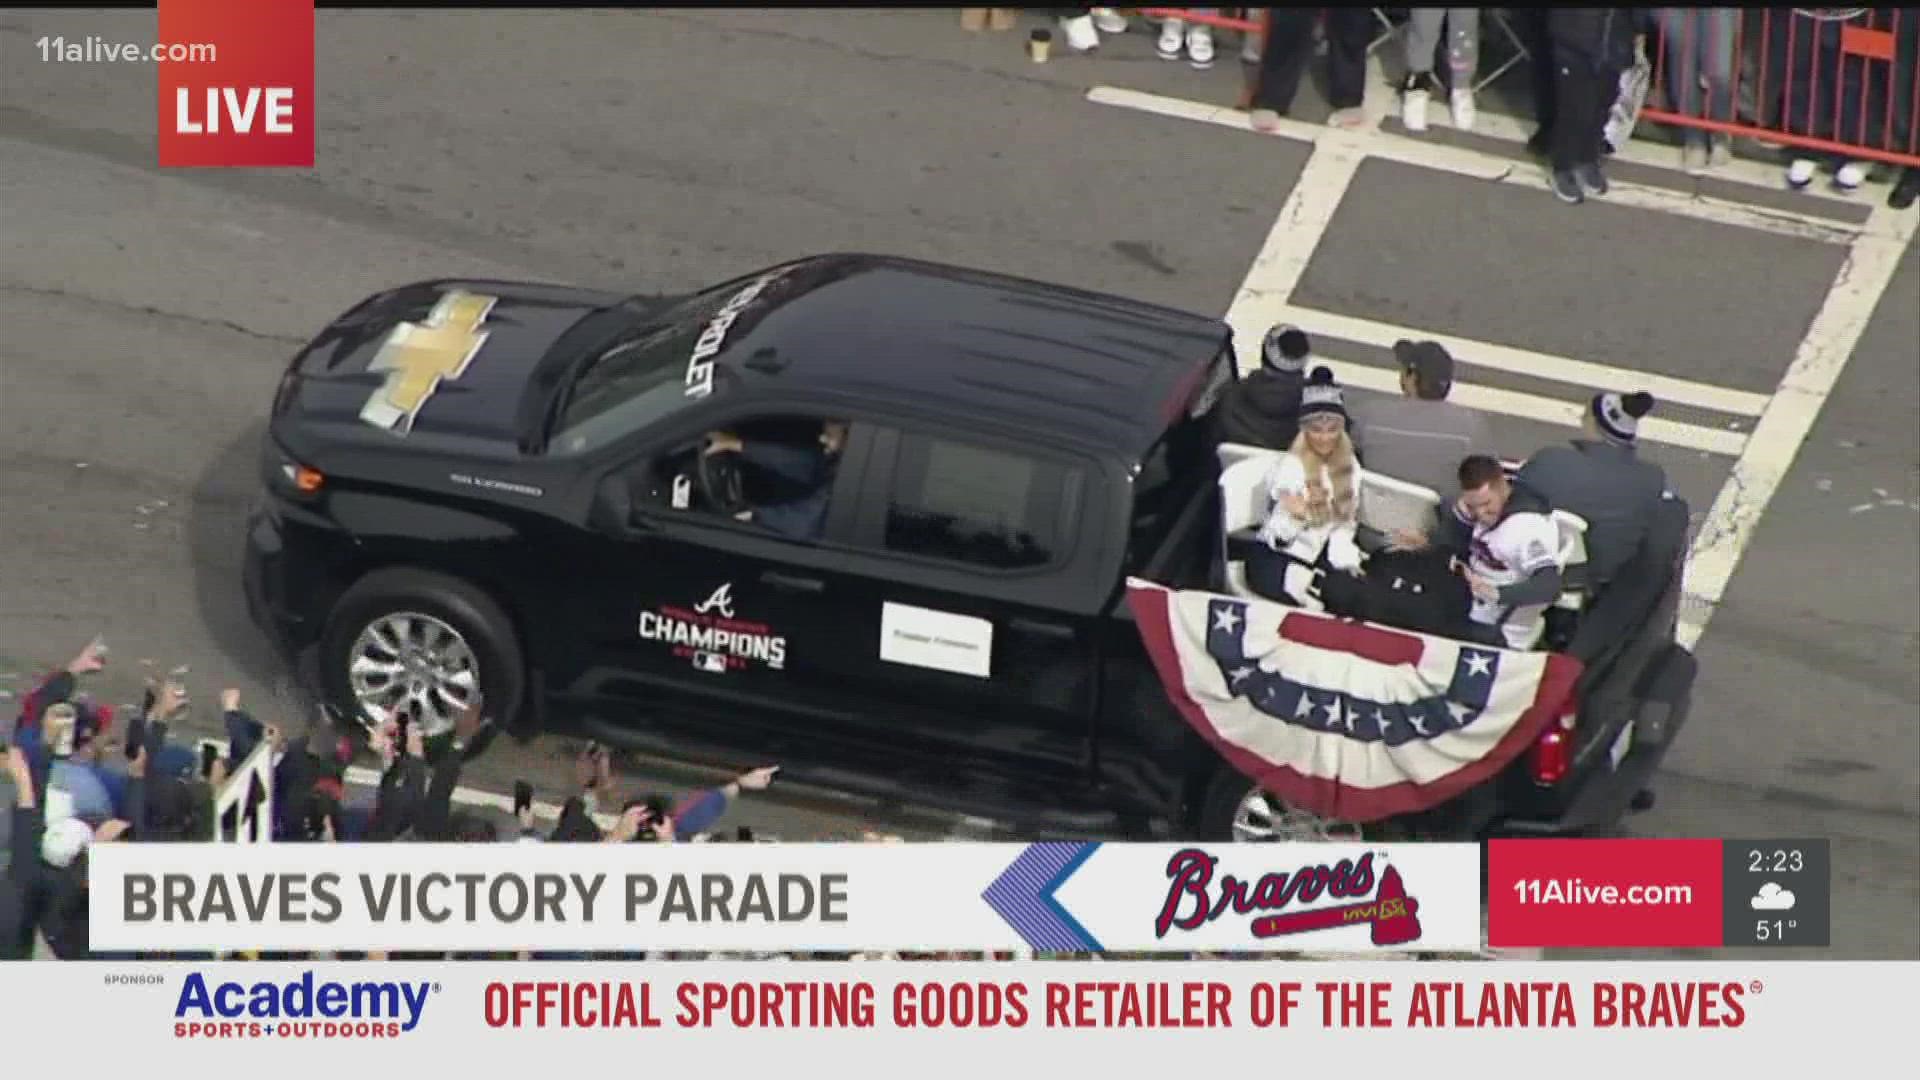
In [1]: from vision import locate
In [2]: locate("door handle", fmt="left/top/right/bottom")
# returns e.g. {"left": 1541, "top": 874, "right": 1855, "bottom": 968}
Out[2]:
{"left": 1008, "top": 617, "right": 1075, "bottom": 641}
{"left": 759, "top": 571, "right": 824, "bottom": 594}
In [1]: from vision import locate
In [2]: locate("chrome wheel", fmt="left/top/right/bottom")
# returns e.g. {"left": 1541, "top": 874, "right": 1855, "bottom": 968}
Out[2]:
{"left": 1231, "top": 788, "right": 1365, "bottom": 843}
{"left": 346, "top": 612, "right": 478, "bottom": 736}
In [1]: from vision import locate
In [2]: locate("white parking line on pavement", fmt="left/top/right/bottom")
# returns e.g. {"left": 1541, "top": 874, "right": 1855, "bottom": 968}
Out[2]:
{"left": 1266, "top": 304, "right": 1773, "bottom": 417}
{"left": 195, "top": 736, "right": 624, "bottom": 832}
{"left": 1314, "top": 352, "right": 1749, "bottom": 457}
{"left": 1087, "top": 86, "right": 1867, "bottom": 245}
{"left": 1676, "top": 200, "right": 1920, "bottom": 649}
{"left": 1091, "top": 79, "right": 1919, "bottom": 657}
{"left": 1222, "top": 135, "right": 1367, "bottom": 367}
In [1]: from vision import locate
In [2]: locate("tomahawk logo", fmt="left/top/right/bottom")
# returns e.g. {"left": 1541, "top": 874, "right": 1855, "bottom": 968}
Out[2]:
{"left": 1153, "top": 848, "right": 1423, "bottom": 946}
{"left": 694, "top": 583, "right": 736, "bottom": 618}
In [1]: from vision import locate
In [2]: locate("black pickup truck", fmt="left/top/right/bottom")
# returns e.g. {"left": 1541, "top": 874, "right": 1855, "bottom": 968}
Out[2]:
{"left": 243, "top": 253, "right": 1696, "bottom": 840}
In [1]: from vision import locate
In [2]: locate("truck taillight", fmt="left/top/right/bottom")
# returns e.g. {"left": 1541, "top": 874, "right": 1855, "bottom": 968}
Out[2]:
{"left": 1529, "top": 709, "right": 1577, "bottom": 785}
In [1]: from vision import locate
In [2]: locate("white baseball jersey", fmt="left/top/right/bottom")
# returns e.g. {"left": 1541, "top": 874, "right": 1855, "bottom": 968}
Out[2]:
{"left": 1467, "top": 509, "right": 1561, "bottom": 649}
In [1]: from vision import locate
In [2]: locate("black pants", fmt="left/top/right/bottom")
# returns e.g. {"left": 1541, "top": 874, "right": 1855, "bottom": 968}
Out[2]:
{"left": 1253, "top": 7, "right": 1372, "bottom": 115}
{"left": 1517, "top": 10, "right": 1557, "bottom": 139}
{"left": 1551, "top": 59, "right": 1615, "bottom": 171}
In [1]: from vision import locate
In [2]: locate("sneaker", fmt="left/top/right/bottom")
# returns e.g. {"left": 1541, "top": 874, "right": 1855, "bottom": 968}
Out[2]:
{"left": 1575, "top": 161, "right": 1609, "bottom": 196}
{"left": 1402, "top": 77, "right": 1431, "bottom": 132}
{"left": 1681, "top": 141, "right": 1709, "bottom": 175}
{"left": 1833, "top": 161, "right": 1867, "bottom": 192}
{"left": 1709, "top": 134, "right": 1733, "bottom": 167}
{"left": 1091, "top": 7, "right": 1127, "bottom": 34}
{"left": 1551, "top": 169, "right": 1584, "bottom": 204}
{"left": 1786, "top": 158, "right": 1817, "bottom": 189}
{"left": 1449, "top": 89, "right": 1476, "bottom": 132}
{"left": 1250, "top": 108, "right": 1281, "bottom": 133}
{"left": 1157, "top": 18, "right": 1184, "bottom": 59}
{"left": 1187, "top": 25, "right": 1214, "bottom": 69}
{"left": 1328, "top": 107, "right": 1366, "bottom": 129}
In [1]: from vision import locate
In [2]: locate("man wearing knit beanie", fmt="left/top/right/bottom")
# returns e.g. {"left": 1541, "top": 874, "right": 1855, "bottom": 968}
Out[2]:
{"left": 1515, "top": 390, "right": 1671, "bottom": 589}
{"left": 1214, "top": 323, "right": 1313, "bottom": 450}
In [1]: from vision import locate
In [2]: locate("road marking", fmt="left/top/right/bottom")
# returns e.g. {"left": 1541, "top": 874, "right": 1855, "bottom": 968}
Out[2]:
{"left": 1087, "top": 86, "right": 1866, "bottom": 244}
{"left": 1213, "top": 131, "right": 1755, "bottom": 456}
{"left": 1098, "top": 79, "right": 1918, "bottom": 654}
{"left": 1676, "top": 200, "right": 1919, "bottom": 649}
{"left": 1310, "top": 351, "right": 1749, "bottom": 457}
{"left": 192, "top": 736, "right": 626, "bottom": 832}
{"left": 1266, "top": 304, "right": 1772, "bottom": 417}
{"left": 1223, "top": 134, "right": 1367, "bottom": 367}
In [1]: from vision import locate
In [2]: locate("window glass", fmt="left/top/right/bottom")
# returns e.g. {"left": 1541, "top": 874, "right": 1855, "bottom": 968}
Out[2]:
{"left": 884, "top": 436, "right": 1064, "bottom": 570}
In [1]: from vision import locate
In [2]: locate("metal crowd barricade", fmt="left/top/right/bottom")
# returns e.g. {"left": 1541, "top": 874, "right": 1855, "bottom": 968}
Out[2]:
{"left": 1640, "top": 7, "right": 1920, "bottom": 167}
{"left": 214, "top": 740, "right": 275, "bottom": 843}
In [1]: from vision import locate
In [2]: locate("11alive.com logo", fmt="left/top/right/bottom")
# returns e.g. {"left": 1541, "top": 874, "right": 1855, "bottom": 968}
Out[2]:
{"left": 169, "top": 971, "right": 439, "bottom": 1039}
{"left": 156, "top": 0, "right": 314, "bottom": 168}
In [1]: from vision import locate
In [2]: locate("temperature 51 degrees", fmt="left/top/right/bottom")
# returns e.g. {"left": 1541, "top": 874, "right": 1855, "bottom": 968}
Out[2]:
{"left": 173, "top": 87, "right": 296, "bottom": 134}
{"left": 1756, "top": 919, "right": 1798, "bottom": 942}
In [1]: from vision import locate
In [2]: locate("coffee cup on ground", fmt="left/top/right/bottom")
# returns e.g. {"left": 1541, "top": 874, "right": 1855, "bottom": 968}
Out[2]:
{"left": 1028, "top": 28, "right": 1052, "bottom": 63}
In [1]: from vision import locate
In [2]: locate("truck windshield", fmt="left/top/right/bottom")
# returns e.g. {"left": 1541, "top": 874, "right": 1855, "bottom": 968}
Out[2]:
{"left": 545, "top": 276, "right": 773, "bottom": 455}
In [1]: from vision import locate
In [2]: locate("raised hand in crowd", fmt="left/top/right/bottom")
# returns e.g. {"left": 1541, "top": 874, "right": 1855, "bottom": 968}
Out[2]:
{"left": 66, "top": 635, "right": 108, "bottom": 675}
{"left": 728, "top": 765, "right": 780, "bottom": 796}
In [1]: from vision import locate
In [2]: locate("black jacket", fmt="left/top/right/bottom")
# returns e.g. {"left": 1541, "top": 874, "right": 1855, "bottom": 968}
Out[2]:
{"left": 1214, "top": 370, "right": 1305, "bottom": 451}
{"left": 1549, "top": 8, "right": 1636, "bottom": 72}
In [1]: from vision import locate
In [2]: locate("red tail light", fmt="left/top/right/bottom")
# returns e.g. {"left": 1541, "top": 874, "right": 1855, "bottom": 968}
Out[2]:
{"left": 1529, "top": 709, "right": 1578, "bottom": 785}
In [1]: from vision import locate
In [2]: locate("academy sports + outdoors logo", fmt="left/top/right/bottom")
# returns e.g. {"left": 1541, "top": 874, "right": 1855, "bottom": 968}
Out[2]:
{"left": 1154, "top": 848, "right": 1424, "bottom": 946}
{"left": 172, "top": 971, "right": 437, "bottom": 1039}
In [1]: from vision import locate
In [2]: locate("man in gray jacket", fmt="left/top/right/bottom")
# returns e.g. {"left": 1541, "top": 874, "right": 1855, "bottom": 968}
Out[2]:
{"left": 1349, "top": 339, "right": 1494, "bottom": 497}
{"left": 1516, "top": 390, "right": 1669, "bottom": 590}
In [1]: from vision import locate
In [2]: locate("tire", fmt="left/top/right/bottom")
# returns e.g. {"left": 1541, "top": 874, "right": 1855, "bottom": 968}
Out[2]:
{"left": 318, "top": 567, "right": 526, "bottom": 741}
{"left": 1196, "top": 767, "right": 1368, "bottom": 843}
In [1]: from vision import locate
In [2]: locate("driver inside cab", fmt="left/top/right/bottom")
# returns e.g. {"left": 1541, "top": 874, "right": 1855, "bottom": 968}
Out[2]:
{"left": 702, "top": 419, "right": 847, "bottom": 542}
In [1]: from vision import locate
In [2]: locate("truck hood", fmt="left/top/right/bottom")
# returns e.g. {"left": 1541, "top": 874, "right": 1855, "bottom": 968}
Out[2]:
{"left": 278, "top": 279, "right": 630, "bottom": 444}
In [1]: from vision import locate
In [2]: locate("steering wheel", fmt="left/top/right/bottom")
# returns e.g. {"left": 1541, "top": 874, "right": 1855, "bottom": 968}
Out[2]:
{"left": 696, "top": 446, "right": 750, "bottom": 516}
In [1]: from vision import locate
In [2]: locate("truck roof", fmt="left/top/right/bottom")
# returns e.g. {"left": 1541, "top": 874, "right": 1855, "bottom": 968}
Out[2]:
{"left": 715, "top": 254, "right": 1231, "bottom": 461}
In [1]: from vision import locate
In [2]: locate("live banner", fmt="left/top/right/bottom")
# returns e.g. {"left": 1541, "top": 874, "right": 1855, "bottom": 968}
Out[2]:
{"left": 88, "top": 841, "right": 1481, "bottom": 954}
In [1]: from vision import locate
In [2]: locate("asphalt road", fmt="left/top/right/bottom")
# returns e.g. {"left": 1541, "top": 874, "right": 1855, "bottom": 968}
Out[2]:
{"left": 2, "top": 10, "right": 1915, "bottom": 959}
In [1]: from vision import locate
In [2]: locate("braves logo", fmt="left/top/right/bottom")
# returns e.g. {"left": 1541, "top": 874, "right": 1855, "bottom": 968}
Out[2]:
{"left": 694, "top": 583, "right": 736, "bottom": 619}
{"left": 1153, "top": 848, "right": 1423, "bottom": 946}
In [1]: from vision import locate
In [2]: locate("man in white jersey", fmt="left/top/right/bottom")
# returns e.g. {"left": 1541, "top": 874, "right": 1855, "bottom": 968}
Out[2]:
{"left": 1392, "top": 454, "right": 1563, "bottom": 649}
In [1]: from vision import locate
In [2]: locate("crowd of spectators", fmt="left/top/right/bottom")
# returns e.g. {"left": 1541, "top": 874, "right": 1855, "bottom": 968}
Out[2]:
{"left": 0, "top": 645, "right": 1500, "bottom": 962}
{"left": 971, "top": 7, "right": 1919, "bottom": 209}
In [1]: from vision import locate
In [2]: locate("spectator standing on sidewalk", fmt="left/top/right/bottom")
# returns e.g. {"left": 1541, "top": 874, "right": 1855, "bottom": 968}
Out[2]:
{"left": 1546, "top": 8, "right": 1637, "bottom": 204}
{"left": 1249, "top": 8, "right": 1374, "bottom": 132}
{"left": 1651, "top": 7, "right": 1736, "bottom": 173}
{"left": 1400, "top": 9, "right": 1480, "bottom": 133}
{"left": 1156, "top": 9, "right": 1218, "bottom": 69}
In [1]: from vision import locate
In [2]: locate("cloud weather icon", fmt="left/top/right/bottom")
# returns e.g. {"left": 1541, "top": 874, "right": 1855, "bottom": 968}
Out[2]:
{"left": 1751, "top": 883, "right": 1796, "bottom": 911}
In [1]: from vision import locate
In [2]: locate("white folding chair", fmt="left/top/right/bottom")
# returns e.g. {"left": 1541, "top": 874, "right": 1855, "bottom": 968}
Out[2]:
{"left": 1358, "top": 468, "right": 1444, "bottom": 539}
{"left": 1216, "top": 448, "right": 1285, "bottom": 597}
{"left": 1550, "top": 509, "right": 1591, "bottom": 611}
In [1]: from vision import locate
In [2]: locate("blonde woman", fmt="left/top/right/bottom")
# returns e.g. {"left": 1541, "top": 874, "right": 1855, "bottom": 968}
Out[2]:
{"left": 1247, "top": 367, "right": 1364, "bottom": 608}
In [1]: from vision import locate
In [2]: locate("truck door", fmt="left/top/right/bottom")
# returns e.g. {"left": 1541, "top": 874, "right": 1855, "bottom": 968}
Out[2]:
{"left": 774, "top": 421, "right": 1113, "bottom": 807}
